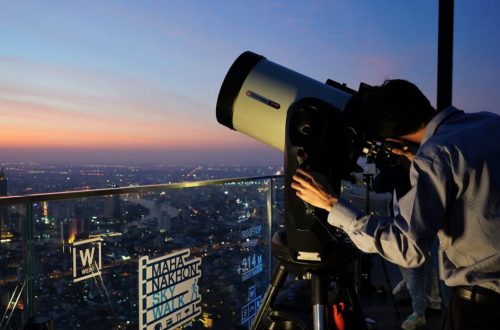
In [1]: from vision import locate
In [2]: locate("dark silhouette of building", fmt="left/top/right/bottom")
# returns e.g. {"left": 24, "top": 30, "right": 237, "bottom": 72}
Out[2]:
{"left": 0, "top": 166, "right": 6, "bottom": 194}
{"left": 0, "top": 166, "right": 8, "bottom": 231}
{"left": 105, "top": 185, "right": 122, "bottom": 221}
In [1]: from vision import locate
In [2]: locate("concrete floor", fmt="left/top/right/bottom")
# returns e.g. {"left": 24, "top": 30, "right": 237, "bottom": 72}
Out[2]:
{"left": 362, "top": 255, "right": 443, "bottom": 330}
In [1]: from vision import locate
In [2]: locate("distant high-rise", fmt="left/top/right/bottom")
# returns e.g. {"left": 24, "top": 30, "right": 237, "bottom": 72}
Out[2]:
{"left": 0, "top": 166, "right": 8, "bottom": 231}
{"left": 0, "top": 166, "right": 7, "bottom": 196}
{"left": 105, "top": 185, "right": 122, "bottom": 221}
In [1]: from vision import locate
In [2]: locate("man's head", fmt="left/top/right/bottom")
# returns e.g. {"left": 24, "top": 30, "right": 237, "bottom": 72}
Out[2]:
{"left": 344, "top": 79, "right": 436, "bottom": 141}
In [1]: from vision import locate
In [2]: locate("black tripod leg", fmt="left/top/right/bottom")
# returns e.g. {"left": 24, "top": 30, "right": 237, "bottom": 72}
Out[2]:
{"left": 378, "top": 255, "right": 401, "bottom": 317}
{"left": 341, "top": 271, "right": 368, "bottom": 330}
{"left": 251, "top": 262, "right": 288, "bottom": 330}
{"left": 310, "top": 272, "right": 328, "bottom": 330}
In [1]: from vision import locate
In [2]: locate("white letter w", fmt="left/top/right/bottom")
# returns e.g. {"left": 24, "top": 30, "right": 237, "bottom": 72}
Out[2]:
{"left": 79, "top": 247, "right": 95, "bottom": 267}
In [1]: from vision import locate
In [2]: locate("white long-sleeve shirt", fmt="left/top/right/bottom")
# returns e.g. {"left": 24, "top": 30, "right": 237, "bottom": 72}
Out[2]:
{"left": 328, "top": 107, "right": 500, "bottom": 294}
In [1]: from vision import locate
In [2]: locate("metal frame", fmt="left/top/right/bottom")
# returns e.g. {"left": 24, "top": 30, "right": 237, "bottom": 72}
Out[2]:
{"left": 0, "top": 175, "right": 280, "bottom": 206}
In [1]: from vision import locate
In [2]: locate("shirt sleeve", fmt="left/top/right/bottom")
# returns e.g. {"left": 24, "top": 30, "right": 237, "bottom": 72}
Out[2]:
{"left": 328, "top": 153, "right": 447, "bottom": 268}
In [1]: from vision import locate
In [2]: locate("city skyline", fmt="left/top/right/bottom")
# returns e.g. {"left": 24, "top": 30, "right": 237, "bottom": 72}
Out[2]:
{"left": 1, "top": 1, "right": 500, "bottom": 165}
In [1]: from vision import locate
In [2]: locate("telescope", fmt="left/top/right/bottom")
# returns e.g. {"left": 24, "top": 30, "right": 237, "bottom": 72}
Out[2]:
{"left": 216, "top": 51, "right": 374, "bottom": 329}
{"left": 216, "top": 51, "right": 367, "bottom": 259}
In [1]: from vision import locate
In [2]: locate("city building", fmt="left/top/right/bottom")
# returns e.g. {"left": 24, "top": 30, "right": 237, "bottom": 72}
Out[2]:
{"left": 0, "top": 166, "right": 7, "bottom": 231}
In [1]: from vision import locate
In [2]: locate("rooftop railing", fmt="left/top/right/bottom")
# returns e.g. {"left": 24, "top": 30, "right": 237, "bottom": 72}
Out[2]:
{"left": 0, "top": 175, "right": 283, "bottom": 329}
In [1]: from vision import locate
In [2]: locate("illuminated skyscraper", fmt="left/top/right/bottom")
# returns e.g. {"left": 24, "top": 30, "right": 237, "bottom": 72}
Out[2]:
{"left": 41, "top": 201, "right": 49, "bottom": 223}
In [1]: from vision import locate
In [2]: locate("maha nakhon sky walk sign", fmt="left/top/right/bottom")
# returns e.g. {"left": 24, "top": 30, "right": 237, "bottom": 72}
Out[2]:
{"left": 139, "top": 249, "right": 202, "bottom": 330}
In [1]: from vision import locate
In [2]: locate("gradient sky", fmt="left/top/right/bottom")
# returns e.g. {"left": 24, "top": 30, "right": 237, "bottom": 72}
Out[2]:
{"left": 1, "top": 1, "right": 499, "bottom": 165}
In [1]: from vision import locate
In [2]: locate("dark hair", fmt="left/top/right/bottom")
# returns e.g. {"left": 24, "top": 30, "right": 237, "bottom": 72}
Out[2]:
{"left": 344, "top": 79, "right": 436, "bottom": 140}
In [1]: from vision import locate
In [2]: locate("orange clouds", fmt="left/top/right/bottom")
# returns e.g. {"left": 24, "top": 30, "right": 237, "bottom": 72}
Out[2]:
{"left": 0, "top": 56, "right": 279, "bottom": 165}
{"left": 0, "top": 57, "right": 253, "bottom": 151}
{"left": 0, "top": 96, "right": 259, "bottom": 150}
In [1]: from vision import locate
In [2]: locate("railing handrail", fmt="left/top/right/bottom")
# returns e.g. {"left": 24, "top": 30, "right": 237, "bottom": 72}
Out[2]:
{"left": 0, "top": 174, "right": 282, "bottom": 205}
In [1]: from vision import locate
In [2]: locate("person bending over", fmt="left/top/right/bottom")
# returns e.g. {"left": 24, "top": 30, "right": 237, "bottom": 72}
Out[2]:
{"left": 291, "top": 79, "right": 500, "bottom": 330}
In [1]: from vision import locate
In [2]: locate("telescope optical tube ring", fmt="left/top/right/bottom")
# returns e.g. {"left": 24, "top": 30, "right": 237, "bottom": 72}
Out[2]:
{"left": 216, "top": 51, "right": 265, "bottom": 130}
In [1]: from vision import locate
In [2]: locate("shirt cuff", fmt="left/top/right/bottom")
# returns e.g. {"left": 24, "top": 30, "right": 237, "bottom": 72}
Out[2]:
{"left": 327, "top": 199, "right": 360, "bottom": 234}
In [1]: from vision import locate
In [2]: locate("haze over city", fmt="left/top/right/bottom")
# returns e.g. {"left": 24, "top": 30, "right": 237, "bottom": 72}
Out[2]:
{"left": 1, "top": 1, "right": 499, "bottom": 165}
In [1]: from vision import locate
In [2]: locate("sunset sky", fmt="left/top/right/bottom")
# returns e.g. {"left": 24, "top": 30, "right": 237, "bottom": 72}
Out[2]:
{"left": 1, "top": 1, "right": 499, "bottom": 165}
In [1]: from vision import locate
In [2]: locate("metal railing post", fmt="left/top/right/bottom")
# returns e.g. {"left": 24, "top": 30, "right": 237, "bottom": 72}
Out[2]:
{"left": 266, "top": 178, "right": 274, "bottom": 281}
{"left": 24, "top": 200, "right": 35, "bottom": 322}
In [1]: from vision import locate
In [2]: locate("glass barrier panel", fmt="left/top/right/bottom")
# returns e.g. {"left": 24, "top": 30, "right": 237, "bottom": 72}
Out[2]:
{"left": 29, "top": 179, "right": 273, "bottom": 329}
{"left": 270, "top": 177, "right": 285, "bottom": 236}
{"left": 0, "top": 202, "right": 27, "bottom": 330}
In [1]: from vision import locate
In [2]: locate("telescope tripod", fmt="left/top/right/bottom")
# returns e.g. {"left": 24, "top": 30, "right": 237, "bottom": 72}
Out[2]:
{"left": 251, "top": 231, "right": 367, "bottom": 330}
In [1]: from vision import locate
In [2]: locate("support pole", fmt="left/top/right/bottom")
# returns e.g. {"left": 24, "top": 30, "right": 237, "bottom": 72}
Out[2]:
{"left": 24, "top": 201, "right": 35, "bottom": 323}
{"left": 437, "top": 0, "right": 454, "bottom": 111}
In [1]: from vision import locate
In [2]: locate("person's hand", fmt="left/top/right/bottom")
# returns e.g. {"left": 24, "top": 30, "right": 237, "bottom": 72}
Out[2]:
{"left": 291, "top": 168, "right": 338, "bottom": 212}
{"left": 385, "top": 138, "right": 416, "bottom": 162}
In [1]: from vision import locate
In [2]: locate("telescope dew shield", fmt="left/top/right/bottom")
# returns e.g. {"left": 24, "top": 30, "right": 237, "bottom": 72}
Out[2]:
{"left": 216, "top": 51, "right": 353, "bottom": 151}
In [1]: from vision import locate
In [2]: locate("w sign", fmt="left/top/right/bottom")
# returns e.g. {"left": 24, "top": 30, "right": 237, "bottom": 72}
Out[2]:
{"left": 71, "top": 237, "right": 103, "bottom": 283}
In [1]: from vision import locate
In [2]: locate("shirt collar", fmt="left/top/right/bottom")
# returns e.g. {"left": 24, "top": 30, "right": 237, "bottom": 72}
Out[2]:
{"left": 421, "top": 106, "right": 458, "bottom": 144}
